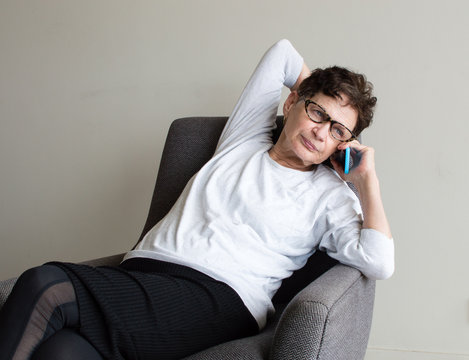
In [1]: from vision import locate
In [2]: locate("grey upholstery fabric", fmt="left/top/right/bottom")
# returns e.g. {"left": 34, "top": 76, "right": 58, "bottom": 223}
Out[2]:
{"left": 80, "top": 253, "right": 125, "bottom": 267}
{"left": 270, "top": 265, "right": 374, "bottom": 360}
{"left": 0, "top": 277, "right": 16, "bottom": 309}
{"left": 0, "top": 117, "right": 376, "bottom": 360}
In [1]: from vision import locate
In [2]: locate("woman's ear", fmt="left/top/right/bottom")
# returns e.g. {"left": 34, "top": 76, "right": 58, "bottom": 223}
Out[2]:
{"left": 283, "top": 91, "right": 299, "bottom": 119}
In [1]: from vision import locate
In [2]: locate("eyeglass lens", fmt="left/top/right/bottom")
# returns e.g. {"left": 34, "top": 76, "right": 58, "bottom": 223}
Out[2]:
{"left": 306, "top": 102, "right": 352, "bottom": 141}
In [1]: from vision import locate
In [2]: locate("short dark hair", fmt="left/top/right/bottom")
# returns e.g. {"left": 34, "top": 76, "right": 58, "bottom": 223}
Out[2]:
{"left": 297, "top": 66, "right": 377, "bottom": 137}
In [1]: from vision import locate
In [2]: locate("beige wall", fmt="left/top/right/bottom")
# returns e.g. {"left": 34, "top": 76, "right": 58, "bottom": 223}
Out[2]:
{"left": 1, "top": 0, "right": 468, "bottom": 358}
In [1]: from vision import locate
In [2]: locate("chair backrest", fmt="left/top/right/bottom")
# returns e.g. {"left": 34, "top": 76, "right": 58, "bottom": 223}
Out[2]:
{"left": 137, "top": 116, "right": 338, "bottom": 304}
{"left": 137, "top": 116, "right": 229, "bottom": 243}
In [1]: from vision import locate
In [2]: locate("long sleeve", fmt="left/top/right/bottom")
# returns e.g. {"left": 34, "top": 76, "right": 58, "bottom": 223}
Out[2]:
{"left": 215, "top": 39, "right": 304, "bottom": 155}
{"left": 316, "top": 183, "right": 395, "bottom": 280}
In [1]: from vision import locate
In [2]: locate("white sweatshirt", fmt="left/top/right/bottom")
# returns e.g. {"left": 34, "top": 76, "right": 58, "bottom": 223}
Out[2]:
{"left": 124, "top": 39, "right": 394, "bottom": 329}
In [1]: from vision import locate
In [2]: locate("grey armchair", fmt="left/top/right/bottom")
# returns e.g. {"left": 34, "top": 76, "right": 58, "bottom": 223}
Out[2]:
{"left": 0, "top": 116, "right": 375, "bottom": 360}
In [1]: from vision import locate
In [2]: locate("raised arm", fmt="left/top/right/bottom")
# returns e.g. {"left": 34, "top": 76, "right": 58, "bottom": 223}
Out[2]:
{"left": 215, "top": 39, "right": 304, "bottom": 154}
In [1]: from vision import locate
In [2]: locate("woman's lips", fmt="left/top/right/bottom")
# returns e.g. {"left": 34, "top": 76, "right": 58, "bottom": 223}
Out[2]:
{"left": 301, "top": 136, "right": 318, "bottom": 152}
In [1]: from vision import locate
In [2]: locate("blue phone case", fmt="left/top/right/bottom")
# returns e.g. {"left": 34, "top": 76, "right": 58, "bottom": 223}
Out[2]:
{"left": 344, "top": 147, "right": 351, "bottom": 174}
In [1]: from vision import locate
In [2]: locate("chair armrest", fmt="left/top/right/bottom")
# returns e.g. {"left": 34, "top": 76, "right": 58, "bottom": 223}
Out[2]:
{"left": 79, "top": 253, "right": 125, "bottom": 267}
{"left": 0, "top": 253, "right": 125, "bottom": 311}
{"left": 0, "top": 277, "right": 17, "bottom": 311}
{"left": 269, "top": 264, "right": 375, "bottom": 360}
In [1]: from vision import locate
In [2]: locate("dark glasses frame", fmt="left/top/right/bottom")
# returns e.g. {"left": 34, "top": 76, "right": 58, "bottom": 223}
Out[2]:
{"left": 303, "top": 99, "right": 357, "bottom": 142}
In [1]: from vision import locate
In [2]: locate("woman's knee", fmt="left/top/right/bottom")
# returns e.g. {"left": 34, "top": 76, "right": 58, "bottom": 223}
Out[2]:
{"left": 0, "top": 265, "right": 79, "bottom": 360}
{"left": 6, "top": 264, "right": 77, "bottom": 326}
{"left": 16, "top": 265, "right": 70, "bottom": 296}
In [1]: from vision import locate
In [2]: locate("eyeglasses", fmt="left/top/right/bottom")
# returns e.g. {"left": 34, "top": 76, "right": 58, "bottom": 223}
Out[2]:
{"left": 303, "top": 99, "right": 356, "bottom": 142}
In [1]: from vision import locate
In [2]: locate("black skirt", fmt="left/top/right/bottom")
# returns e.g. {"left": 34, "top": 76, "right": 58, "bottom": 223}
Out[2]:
{"left": 49, "top": 258, "right": 258, "bottom": 360}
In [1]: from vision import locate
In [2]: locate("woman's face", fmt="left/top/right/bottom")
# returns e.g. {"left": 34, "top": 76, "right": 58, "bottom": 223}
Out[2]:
{"left": 270, "top": 91, "right": 358, "bottom": 171}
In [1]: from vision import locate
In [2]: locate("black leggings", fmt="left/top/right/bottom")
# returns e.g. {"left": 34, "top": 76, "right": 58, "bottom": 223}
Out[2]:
{"left": 0, "top": 265, "right": 102, "bottom": 360}
{"left": 0, "top": 261, "right": 258, "bottom": 359}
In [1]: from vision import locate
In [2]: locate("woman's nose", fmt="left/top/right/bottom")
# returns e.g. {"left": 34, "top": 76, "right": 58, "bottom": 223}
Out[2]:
{"left": 312, "top": 122, "right": 330, "bottom": 141}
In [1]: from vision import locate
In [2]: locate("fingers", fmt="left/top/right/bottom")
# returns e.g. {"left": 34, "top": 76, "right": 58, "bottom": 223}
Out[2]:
{"left": 332, "top": 141, "right": 376, "bottom": 182}
{"left": 336, "top": 139, "right": 361, "bottom": 152}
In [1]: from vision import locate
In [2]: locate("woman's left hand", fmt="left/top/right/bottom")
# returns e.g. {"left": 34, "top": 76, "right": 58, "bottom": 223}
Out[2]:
{"left": 330, "top": 140, "right": 378, "bottom": 187}
{"left": 330, "top": 140, "right": 392, "bottom": 239}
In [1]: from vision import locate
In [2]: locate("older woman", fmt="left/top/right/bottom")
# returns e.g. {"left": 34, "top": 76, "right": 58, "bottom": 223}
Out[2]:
{"left": 0, "top": 39, "right": 394, "bottom": 360}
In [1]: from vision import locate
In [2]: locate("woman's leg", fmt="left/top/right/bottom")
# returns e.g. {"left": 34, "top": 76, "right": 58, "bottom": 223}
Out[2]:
{"left": 31, "top": 329, "right": 102, "bottom": 360}
{"left": 0, "top": 265, "right": 81, "bottom": 359}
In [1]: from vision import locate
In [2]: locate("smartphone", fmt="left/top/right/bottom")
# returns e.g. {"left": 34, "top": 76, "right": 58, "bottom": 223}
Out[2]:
{"left": 334, "top": 147, "right": 359, "bottom": 174}
{"left": 343, "top": 147, "right": 351, "bottom": 174}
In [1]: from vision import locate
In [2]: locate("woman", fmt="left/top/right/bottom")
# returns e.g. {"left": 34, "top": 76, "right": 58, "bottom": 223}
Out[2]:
{"left": 0, "top": 39, "right": 394, "bottom": 359}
